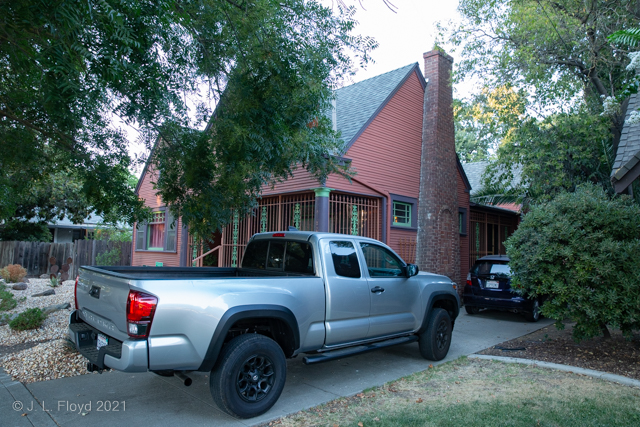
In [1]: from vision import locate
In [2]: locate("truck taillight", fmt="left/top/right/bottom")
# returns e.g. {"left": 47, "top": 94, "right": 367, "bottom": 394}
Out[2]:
{"left": 74, "top": 276, "right": 79, "bottom": 309}
{"left": 466, "top": 272, "right": 472, "bottom": 287}
{"left": 126, "top": 291, "right": 158, "bottom": 338}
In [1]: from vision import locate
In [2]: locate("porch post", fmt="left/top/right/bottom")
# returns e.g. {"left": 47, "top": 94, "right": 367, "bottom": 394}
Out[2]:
{"left": 313, "top": 187, "right": 333, "bottom": 232}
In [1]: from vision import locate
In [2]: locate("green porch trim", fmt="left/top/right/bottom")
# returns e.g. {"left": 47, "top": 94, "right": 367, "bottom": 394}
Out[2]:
{"left": 312, "top": 187, "right": 334, "bottom": 198}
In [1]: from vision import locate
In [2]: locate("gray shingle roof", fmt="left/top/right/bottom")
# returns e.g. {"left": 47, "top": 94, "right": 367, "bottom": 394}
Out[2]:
{"left": 334, "top": 63, "right": 422, "bottom": 149}
{"left": 612, "top": 92, "right": 640, "bottom": 181}
{"left": 461, "top": 161, "right": 489, "bottom": 194}
{"left": 462, "top": 161, "right": 523, "bottom": 195}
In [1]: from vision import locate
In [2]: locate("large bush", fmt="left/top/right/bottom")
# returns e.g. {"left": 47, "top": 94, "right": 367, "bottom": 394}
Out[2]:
{"left": 506, "top": 184, "right": 640, "bottom": 340}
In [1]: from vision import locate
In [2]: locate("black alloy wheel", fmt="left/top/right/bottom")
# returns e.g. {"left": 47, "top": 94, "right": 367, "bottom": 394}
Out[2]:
{"left": 210, "top": 334, "right": 286, "bottom": 419}
{"left": 418, "top": 308, "right": 452, "bottom": 361}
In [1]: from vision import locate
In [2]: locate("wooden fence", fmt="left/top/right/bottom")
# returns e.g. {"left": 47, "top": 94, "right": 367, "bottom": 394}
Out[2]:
{"left": 0, "top": 240, "right": 132, "bottom": 278}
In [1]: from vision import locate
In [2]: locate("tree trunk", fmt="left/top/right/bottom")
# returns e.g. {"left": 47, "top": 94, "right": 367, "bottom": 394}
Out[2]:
{"left": 600, "top": 322, "right": 611, "bottom": 339}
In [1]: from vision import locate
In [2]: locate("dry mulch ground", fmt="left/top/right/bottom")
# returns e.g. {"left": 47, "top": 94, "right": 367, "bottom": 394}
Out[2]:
{"left": 477, "top": 319, "right": 640, "bottom": 381}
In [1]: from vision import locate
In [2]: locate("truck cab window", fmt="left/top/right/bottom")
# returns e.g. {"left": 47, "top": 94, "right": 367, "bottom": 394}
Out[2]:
{"left": 284, "top": 242, "right": 314, "bottom": 274}
{"left": 329, "top": 241, "right": 361, "bottom": 278}
{"left": 242, "top": 241, "right": 269, "bottom": 269}
{"left": 267, "top": 241, "right": 286, "bottom": 270}
{"left": 359, "top": 243, "right": 404, "bottom": 277}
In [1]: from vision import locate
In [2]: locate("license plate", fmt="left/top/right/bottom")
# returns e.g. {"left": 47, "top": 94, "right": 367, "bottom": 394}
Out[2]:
{"left": 97, "top": 333, "right": 108, "bottom": 350}
{"left": 485, "top": 280, "right": 499, "bottom": 289}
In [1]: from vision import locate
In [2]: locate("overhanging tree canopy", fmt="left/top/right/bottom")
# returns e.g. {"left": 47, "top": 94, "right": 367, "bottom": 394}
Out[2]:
{"left": 1, "top": 0, "right": 375, "bottom": 238}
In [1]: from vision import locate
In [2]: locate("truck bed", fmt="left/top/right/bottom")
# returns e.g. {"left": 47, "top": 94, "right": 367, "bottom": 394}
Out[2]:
{"left": 80, "top": 265, "right": 315, "bottom": 279}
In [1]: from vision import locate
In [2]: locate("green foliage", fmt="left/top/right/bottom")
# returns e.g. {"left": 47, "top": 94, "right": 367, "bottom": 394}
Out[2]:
{"left": 506, "top": 184, "right": 640, "bottom": 340}
{"left": 0, "top": 284, "right": 18, "bottom": 312}
{"left": 609, "top": 28, "right": 640, "bottom": 48}
{"left": 0, "top": 264, "right": 27, "bottom": 283}
{"left": 1, "top": 0, "right": 375, "bottom": 239}
{"left": 0, "top": 221, "right": 52, "bottom": 242}
{"left": 455, "top": 85, "right": 527, "bottom": 162}
{"left": 479, "top": 107, "right": 614, "bottom": 205}
{"left": 93, "top": 223, "right": 132, "bottom": 266}
{"left": 49, "top": 276, "right": 59, "bottom": 288}
{"left": 9, "top": 308, "right": 47, "bottom": 331}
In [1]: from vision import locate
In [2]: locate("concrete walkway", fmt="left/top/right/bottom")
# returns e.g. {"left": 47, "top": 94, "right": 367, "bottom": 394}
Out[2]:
{"left": 1, "top": 311, "right": 565, "bottom": 427}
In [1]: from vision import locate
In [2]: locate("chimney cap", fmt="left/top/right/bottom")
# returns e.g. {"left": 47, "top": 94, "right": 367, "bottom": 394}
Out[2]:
{"left": 423, "top": 49, "right": 453, "bottom": 63}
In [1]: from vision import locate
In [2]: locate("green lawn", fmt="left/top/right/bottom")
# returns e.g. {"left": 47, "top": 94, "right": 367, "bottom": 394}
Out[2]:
{"left": 271, "top": 357, "right": 640, "bottom": 427}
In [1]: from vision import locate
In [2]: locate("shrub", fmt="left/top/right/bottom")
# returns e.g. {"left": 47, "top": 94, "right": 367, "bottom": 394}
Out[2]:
{"left": 9, "top": 308, "right": 47, "bottom": 331}
{"left": 0, "top": 284, "right": 18, "bottom": 312}
{"left": 506, "top": 183, "right": 640, "bottom": 340}
{"left": 0, "top": 264, "right": 27, "bottom": 283}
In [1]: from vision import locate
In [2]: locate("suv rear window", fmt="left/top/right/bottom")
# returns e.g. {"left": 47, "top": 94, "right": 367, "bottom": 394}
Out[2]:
{"left": 473, "top": 262, "right": 511, "bottom": 276}
{"left": 242, "top": 240, "right": 314, "bottom": 275}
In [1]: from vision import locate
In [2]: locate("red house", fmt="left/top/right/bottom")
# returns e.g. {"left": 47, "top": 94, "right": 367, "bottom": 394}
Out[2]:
{"left": 133, "top": 50, "right": 472, "bottom": 293}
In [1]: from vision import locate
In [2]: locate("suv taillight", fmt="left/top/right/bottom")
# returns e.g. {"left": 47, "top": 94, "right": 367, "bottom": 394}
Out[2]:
{"left": 126, "top": 291, "right": 158, "bottom": 338}
{"left": 74, "top": 276, "right": 79, "bottom": 309}
{"left": 466, "top": 272, "right": 473, "bottom": 287}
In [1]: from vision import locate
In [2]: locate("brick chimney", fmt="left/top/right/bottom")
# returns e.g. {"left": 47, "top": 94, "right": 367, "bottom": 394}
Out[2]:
{"left": 416, "top": 50, "right": 461, "bottom": 288}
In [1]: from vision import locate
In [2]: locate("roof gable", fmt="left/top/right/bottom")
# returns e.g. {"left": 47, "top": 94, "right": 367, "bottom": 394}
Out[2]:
{"left": 612, "top": 92, "right": 640, "bottom": 184}
{"left": 334, "top": 63, "right": 424, "bottom": 151}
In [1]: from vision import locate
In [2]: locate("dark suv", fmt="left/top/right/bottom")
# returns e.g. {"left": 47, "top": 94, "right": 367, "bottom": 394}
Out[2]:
{"left": 463, "top": 255, "right": 540, "bottom": 322}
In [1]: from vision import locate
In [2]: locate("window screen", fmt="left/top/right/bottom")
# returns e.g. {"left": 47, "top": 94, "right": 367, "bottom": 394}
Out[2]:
{"left": 330, "top": 241, "right": 361, "bottom": 278}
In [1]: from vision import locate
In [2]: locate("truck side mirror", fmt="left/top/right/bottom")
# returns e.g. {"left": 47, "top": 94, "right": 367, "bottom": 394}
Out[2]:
{"left": 406, "top": 264, "right": 419, "bottom": 277}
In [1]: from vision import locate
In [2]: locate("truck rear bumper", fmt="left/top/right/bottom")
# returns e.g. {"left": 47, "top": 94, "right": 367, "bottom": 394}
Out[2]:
{"left": 68, "top": 310, "right": 148, "bottom": 372}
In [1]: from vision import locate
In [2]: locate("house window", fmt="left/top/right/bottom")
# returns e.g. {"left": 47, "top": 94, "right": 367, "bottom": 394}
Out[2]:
{"left": 135, "top": 208, "right": 177, "bottom": 252}
{"left": 393, "top": 202, "right": 411, "bottom": 227}
{"left": 390, "top": 194, "right": 417, "bottom": 229}
{"left": 459, "top": 207, "right": 468, "bottom": 235}
{"left": 148, "top": 211, "right": 166, "bottom": 250}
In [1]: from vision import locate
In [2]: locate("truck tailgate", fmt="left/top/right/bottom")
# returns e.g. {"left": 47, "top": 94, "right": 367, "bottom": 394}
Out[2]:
{"left": 76, "top": 267, "right": 132, "bottom": 342}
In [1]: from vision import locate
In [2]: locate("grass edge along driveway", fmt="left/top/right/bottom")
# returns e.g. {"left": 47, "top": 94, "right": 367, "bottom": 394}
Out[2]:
{"left": 267, "top": 357, "right": 640, "bottom": 427}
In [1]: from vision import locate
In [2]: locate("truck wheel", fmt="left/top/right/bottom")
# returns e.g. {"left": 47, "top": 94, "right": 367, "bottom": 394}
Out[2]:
{"left": 418, "top": 308, "right": 452, "bottom": 361}
{"left": 210, "top": 334, "right": 286, "bottom": 419}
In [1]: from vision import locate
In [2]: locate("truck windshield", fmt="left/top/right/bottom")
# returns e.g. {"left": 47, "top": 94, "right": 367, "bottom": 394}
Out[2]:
{"left": 242, "top": 240, "right": 314, "bottom": 275}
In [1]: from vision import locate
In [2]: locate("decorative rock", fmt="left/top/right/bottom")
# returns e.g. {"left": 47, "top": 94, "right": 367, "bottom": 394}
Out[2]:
{"left": 32, "top": 289, "right": 55, "bottom": 297}
{"left": 0, "top": 313, "right": 19, "bottom": 326}
{"left": 12, "top": 283, "right": 28, "bottom": 290}
{"left": 40, "top": 274, "right": 50, "bottom": 279}
{"left": 42, "top": 302, "right": 71, "bottom": 316}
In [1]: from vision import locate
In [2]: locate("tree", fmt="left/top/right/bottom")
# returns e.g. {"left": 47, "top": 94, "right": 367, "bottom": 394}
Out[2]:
{"left": 441, "top": 0, "right": 639, "bottom": 149}
{"left": 454, "top": 85, "right": 527, "bottom": 162}
{"left": 506, "top": 184, "right": 640, "bottom": 341}
{"left": 476, "top": 107, "right": 614, "bottom": 206}
{"left": 1, "top": 0, "right": 375, "bottom": 238}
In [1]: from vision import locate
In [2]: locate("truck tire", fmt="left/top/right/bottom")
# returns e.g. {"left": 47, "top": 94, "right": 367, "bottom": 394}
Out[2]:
{"left": 418, "top": 308, "right": 452, "bottom": 361}
{"left": 210, "top": 334, "right": 286, "bottom": 419}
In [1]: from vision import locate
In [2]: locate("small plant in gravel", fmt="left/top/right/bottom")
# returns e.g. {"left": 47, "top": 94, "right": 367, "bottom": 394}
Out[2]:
{"left": 0, "top": 264, "right": 27, "bottom": 283}
{"left": 0, "top": 284, "right": 18, "bottom": 312}
{"left": 49, "top": 276, "right": 59, "bottom": 288}
{"left": 9, "top": 308, "right": 47, "bottom": 331}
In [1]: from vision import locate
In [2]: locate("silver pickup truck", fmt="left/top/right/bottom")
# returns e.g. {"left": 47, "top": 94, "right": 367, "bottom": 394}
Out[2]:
{"left": 68, "top": 231, "right": 460, "bottom": 418}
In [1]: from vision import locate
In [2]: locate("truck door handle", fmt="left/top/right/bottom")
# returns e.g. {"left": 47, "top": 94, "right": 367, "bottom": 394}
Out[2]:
{"left": 371, "top": 286, "right": 385, "bottom": 294}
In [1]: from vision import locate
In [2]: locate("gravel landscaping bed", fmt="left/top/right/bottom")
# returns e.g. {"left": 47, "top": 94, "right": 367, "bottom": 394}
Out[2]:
{"left": 0, "top": 278, "right": 100, "bottom": 383}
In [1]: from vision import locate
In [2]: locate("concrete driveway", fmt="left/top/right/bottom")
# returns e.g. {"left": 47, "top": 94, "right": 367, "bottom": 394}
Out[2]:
{"left": 2, "top": 311, "right": 552, "bottom": 427}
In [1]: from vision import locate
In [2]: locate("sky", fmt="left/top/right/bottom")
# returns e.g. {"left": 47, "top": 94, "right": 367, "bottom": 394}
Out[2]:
{"left": 130, "top": 0, "right": 467, "bottom": 175}
{"left": 329, "top": 1, "right": 465, "bottom": 91}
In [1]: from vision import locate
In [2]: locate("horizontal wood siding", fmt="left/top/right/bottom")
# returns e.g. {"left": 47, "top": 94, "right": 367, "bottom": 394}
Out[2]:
{"left": 339, "top": 71, "right": 424, "bottom": 200}
{"left": 132, "top": 165, "right": 182, "bottom": 267}
{"left": 261, "top": 166, "right": 321, "bottom": 196}
{"left": 388, "top": 229, "right": 418, "bottom": 264}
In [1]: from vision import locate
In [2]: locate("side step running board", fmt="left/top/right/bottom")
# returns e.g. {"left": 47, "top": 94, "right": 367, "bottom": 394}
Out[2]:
{"left": 303, "top": 335, "right": 419, "bottom": 365}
